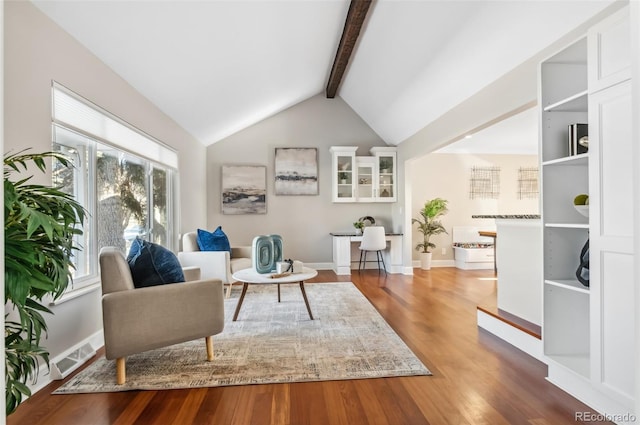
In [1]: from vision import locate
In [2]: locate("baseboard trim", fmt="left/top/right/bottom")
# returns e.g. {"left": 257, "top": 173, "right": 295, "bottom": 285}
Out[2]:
{"left": 411, "top": 260, "right": 456, "bottom": 268}
{"left": 546, "top": 361, "right": 636, "bottom": 424}
{"left": 305, "top": 262, "right": 334, "bottom": 271}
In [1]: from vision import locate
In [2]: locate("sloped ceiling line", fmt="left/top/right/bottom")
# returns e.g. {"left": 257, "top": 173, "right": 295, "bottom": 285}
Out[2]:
{"left": 326, "top": 0, "right": 372, "bottom": 98}
{"left": 31, "top": 0, "right": 616, "bottom": 147}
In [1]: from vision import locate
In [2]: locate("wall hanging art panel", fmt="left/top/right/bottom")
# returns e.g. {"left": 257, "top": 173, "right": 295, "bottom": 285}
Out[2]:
{"left": 469, "top": 166, "right": 500, "bottom": 199}
{"left": 222, "top": 165, "right": 267, "bottom": 214}
{"left": 518, "top": 167, "right": 539, "bottom": 199}
{"left": 274, "top": 147, "right": 318, "bottom": 195}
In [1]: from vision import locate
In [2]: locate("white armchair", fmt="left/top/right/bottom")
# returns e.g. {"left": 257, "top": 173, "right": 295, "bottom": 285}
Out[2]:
{"left": 178, "top": 232, "right": 252, "bottom": 298}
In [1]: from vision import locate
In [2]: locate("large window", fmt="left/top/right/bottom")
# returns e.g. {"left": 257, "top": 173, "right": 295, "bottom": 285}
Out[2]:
{"left": 51, "top": 83, "right": 178, "bottom": 291}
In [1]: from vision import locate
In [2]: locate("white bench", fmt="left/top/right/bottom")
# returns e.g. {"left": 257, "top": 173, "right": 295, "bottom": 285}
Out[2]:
{"left": 452, "top": 226, "right": 495, "bottom": 270}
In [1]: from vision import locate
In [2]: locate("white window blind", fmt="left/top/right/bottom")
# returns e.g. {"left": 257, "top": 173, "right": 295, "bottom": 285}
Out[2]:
{"left": 52, "top": 83, "right": 178, "bottom": 169}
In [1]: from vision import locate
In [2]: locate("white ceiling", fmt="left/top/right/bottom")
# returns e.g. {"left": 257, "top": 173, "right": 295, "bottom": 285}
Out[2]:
{"left": 32, "top": 0, "right": 614, "bottom": 148}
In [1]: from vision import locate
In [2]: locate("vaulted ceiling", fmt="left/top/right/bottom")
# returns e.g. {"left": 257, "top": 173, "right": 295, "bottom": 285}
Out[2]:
{"left": 32, "top": 0, "right": 614, "bottom": 147}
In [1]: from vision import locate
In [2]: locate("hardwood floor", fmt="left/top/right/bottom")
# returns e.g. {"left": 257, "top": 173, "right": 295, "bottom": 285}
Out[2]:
{"left": 8, "top": 268, "right": 609, "bottom": 424}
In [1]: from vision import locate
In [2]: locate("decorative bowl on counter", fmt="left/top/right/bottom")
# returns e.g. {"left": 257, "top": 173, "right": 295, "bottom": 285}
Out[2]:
{"left": 359, "top": 216, "right": 376, "bottom": 226}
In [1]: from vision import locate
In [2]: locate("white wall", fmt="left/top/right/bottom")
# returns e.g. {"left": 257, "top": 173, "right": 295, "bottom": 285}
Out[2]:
{"left": 409, "top": 153, "right": 539, "bottom": 262}
{"left": 4, "top": 1, "right": 207, "bottom": 361}
{"left": 206, "top": 94, "right": 393, "bottom": 264}
{"left": 631, "top": 1, "right": 640, "bottom": 419}
{"left": 395, "top": 3, "right": 624, "bottom": 271}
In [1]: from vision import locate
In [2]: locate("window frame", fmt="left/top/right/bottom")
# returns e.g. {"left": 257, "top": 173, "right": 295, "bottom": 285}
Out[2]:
{"left": 51, "top": 82, "right": 179, "bottom": 296}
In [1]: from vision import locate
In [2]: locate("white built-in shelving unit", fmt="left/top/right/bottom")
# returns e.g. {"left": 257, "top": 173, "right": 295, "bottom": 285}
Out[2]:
{"left": 540, "top": 6, "right": 635, "bottom": 421}
{"left": 540, "top": 35, "right": 591, "bottom": 377}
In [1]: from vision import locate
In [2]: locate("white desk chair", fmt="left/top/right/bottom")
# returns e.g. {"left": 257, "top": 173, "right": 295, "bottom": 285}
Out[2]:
{"left": 358, "top": 226, "right": 387, "bottom": 274}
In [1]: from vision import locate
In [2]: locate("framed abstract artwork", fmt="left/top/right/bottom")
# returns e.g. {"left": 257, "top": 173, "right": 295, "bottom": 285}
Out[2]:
{"left": 221, "top": 165, "right": 267, "bottom": 214}
{"left": 274, "top": 147, "right": 318, "bottom": 195}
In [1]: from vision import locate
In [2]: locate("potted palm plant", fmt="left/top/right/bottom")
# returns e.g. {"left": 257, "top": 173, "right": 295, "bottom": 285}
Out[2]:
{"left": 412, "top": 198, "right": 448, "bottom": 270}
{"left": 4, "top": 150, "right": 85, "bottom": 415}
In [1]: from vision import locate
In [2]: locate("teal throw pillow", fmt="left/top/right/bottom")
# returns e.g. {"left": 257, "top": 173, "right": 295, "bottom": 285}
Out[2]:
{"left": 127, "top": 237, "right": 185, "bottom": 288}
{"left": 197, "top": 227, "right": 231, "bottom": 256}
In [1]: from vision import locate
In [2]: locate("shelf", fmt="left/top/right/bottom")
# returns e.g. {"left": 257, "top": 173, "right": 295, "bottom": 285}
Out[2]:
{"left": 547, "top": 354, "right": 591, "bottom": 378}
{"left": 542, "top": 153, "right": 588, "bottom": 167}
{"left": 545, "top": 279, "right": 590, "bottom": 294}
{"left": 544, "top": 223, "right": 589, "bottom": 229}
{"left": 543, "top": 90, "right": 588, "bottom": 112}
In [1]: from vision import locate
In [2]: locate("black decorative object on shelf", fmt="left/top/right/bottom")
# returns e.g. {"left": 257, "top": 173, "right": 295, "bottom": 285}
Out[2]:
{"left": 568, "top": 123, "right": 588, "bottom": 156}
{"left": 576, "top": 239, "right": 590, "bottom": 287}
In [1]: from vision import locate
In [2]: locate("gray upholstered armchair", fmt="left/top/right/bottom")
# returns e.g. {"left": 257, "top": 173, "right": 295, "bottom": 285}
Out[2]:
{"left": 177, "top": 232, "right": 252, "bottom": 298}
{"left": 99, "top": 247, "right": 225, "bottom": 384}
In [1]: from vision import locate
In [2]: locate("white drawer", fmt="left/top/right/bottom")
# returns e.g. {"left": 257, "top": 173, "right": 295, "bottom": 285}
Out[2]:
{"left": 453, "top": 247, "right": 494, "bottom": 263}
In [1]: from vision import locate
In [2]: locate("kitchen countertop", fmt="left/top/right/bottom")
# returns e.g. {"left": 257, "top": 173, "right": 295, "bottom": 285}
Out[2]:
{"left": 472, "top": 215, "right": 541, "bottom": 219}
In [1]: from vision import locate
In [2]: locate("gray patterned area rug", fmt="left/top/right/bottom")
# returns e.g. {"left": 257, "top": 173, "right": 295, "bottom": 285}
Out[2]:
{"left": 54, "top": 282, "right": 430, "bottom": 394}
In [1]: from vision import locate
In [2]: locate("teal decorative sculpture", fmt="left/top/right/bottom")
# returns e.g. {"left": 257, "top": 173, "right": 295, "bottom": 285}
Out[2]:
{"left": 252, "top": 234, "right": 283, "bottom": 273}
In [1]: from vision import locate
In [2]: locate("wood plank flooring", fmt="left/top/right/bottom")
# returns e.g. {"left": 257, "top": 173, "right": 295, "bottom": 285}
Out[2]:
{"left": 7, "top": 268, "right": 609, "bottom": 424}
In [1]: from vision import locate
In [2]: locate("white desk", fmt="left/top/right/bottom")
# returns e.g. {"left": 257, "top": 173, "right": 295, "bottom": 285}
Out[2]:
{"left": 330, "top": 232, "right": 403, "bottom": 275}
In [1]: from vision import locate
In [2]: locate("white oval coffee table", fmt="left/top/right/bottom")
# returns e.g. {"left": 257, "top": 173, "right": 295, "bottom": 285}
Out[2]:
{"left": 231, "top": 267, "right": 318, "bottom": 321}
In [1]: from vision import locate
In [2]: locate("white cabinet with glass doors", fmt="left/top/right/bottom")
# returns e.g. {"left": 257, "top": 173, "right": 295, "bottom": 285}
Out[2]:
{"left": 330, "top": 146, "right": 397, "bottom": 203}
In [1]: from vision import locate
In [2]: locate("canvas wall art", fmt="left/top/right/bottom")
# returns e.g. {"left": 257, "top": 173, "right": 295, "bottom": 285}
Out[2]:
{"left": 222, "top": 165, "right": 267, "bottom": 214}
{"left": 274, "top": 148, "right": 318, "bottom": 195}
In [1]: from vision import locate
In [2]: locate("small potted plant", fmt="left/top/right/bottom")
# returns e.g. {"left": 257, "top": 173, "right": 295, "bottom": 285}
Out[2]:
{"left": 379, "top": 158, "right": 392, "bottom": 174}
{"left": 353, "top": 220, "right": 364, "bottom": 235}
{"left": 412, "top": 198, "right": 448, "bottom": 270}
{"left": 338, "top": 172, "right": 349, "bottom": 184}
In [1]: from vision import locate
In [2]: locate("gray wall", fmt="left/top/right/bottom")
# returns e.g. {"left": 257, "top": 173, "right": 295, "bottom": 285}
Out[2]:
{"left": 4, "top": 1, "right": 207, "bottom": 360}
{"left": 206, "top": 94, "right": 393, "bottom": 264}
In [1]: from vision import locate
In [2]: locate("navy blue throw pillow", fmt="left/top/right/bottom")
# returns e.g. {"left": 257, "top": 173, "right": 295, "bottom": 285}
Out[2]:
{"left": 127, "top": 237, "right": 185, "bottom": 288}
{"left": 196, "top": 227, "right": 231, "bottom": 255}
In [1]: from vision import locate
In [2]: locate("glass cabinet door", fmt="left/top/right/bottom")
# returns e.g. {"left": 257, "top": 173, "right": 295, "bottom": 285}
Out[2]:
{"left": 336, "top": 155, "right": 354, "bottom": 199}
{"left": 356, "top": 157, "right": 375, "bottom": 201}
{"left": 377, "top": 154, "right": 395, "bottom": 199}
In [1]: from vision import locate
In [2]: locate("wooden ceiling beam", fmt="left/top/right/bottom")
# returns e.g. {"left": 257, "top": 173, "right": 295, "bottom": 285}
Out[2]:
{"left": 326, "top": 0, "right": 372, "bottom": 98}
